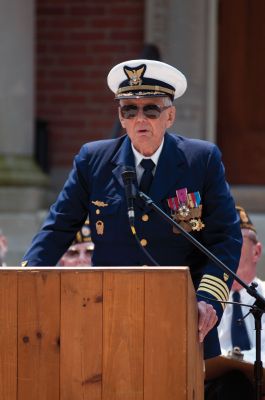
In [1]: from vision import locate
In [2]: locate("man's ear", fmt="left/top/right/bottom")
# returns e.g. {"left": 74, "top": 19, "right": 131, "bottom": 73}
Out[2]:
{"left": 166, "top": 106, "right": 176, "bottom": 129}
{"left": 254, "top": 242, "right": 262, "bottom": 263}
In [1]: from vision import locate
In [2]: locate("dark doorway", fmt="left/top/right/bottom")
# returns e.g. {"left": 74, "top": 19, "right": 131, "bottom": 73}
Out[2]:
{"left": 217, "top": 0, "right": 265, "bottom": 184}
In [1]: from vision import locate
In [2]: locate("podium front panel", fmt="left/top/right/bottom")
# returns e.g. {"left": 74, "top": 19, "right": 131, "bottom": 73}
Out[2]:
{"left": 0, "top": 267, "right": 203, "bottom": 400}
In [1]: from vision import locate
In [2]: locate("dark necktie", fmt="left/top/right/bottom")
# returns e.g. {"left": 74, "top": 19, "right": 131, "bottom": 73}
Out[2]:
{"left": 231, "top": 291, "right": 251, "bottom": 350}
{"left": 139, "top": 159, "right": 155, "bottom": 194}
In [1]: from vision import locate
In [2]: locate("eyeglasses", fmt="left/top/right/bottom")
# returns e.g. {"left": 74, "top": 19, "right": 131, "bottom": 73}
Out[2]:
{"left": 120, "top": 104, "right": 170, "bottom": 119}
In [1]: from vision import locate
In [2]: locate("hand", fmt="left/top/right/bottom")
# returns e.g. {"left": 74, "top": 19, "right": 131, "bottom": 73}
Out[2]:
{"left": 197, "top": 301, "right": 218, "bottom": 343}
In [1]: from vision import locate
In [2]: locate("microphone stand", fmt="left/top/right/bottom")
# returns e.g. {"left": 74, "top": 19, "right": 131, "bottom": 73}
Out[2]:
{"left": 138, "top": 190, "right": 265, "bottom": 400}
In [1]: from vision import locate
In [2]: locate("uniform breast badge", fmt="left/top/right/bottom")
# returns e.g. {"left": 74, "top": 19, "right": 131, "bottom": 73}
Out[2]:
{"left": 91, "top": 200, "right": 109, "bottom": 235}
{"left": 91, "top": 200, "right": 108, "bottom": 207}
{"left": 96, "top": 220, "right": 104, "bottom": 235}
{"left": 167, "top": 188, "right": 205, "bottom": 234}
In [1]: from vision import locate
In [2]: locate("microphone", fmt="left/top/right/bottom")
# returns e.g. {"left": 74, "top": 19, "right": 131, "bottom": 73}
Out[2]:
{"left": 121, "top": 167, "right": 159, "bottom": 266}
{"left": 121, "top": 166, "right": 137, "bottom": 226}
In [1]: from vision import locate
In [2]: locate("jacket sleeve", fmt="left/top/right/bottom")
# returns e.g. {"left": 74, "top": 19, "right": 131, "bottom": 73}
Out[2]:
{"left": 21, "top": 145, "right": 91, "bottom": 266}
{"left": 196, "top": 144, "right": 242, "bottom": 322}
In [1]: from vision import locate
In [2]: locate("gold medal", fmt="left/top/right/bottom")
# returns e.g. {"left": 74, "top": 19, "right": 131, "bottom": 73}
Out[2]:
{"left": 178, "top": 204, "right": 190, "bottom": 218}
{"left": 190, "top": 218, "right": 205, "bottom": 232}
{"left": 96, "top": 220, "right": 104, "bottom": 235}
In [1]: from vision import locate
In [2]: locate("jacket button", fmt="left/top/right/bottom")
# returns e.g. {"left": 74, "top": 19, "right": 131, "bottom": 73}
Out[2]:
{"left": 140, "top": 239, "right": 147, "bottom": 247}
{"left": 142, "top": 214, "right": 149, "bottom": 222}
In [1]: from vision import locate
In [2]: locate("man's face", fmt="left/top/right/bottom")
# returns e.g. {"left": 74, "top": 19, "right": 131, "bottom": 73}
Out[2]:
{"left": 232, "top": 229, "right": 262, "bottom": 291}
{"left": 60, "top": 242, "right": 93, "bottom": 267}
{"left": 118, "top": 97, "right": 175, "bottom": 156}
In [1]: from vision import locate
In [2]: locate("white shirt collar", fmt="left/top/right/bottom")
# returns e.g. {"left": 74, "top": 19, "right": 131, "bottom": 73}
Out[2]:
{"left": 131, "top": 137, "right": 164, "bottom": 168}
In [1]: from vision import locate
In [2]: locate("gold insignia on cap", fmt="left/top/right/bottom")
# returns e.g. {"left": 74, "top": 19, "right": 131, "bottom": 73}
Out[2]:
{"left": 197, "top": 274, "right": 230, "bottom": 310}
{"left": 96, "top": 220, "right": 104, "bottom": 235}
{"left": 223, "top": 273, "right": 229, "bottom": 282}
{"left": 236, "top": 205, "right": 257, "bottom": 233}
{"left": 239, "top": 209, "right": 248, "bottom": 223}
{"left": 92, "top": 200, "right": 108, "bottom": 207}
{"left": 75, "top": 231, "right": 82, "bottom": 243}
{"left": 124, "top": 64, "right": 146, "bottom": 86}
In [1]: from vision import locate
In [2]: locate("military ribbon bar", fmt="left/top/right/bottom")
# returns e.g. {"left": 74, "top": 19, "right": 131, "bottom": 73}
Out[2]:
{"left": 188, "top": 191, "right": 201, "bottom": 208}
{"left": 176, "top": 188, "right": 188, "bottom": 205}
{"left": 167, "top": 196, "right": 179, "bottom": 210}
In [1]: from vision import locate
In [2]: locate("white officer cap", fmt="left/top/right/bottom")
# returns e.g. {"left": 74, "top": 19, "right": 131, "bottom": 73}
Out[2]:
{"left": 107, "top": 59, "right": 187, "bottom": 101}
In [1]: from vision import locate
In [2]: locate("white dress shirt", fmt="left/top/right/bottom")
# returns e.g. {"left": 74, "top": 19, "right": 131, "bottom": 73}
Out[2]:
{"left": 131, "top": 138, "right": 164, "bottom": 184}
{"left": 218, "top": 277, "right": 265, "bottom": 363}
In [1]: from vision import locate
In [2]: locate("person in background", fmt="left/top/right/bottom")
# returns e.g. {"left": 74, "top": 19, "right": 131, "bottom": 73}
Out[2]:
{"left": 0, "top": 229, "right": 8, "bottom": 266}
{"left": 21, "top": 58, "right": 242, "bottom": 359}
{"left": 205, "top": 205, "right": 263, "bottom": 399}
{"left": 218, "top": 205, "right": 263, "bottom": 361}
{"left": 59, "top": 219, "right": 94, "bottom": 266}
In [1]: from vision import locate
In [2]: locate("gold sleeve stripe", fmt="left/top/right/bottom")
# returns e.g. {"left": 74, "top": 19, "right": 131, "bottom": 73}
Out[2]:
{"left": 197, "top": 286, "right": 225, "bottom": 311}
{"left": 198, "top": 282, "right": 227, "bottom": 303}
{"left": 200, "top": 274, "right": 229, "bottom": 297}
{"left": 200, "top": 277, "right": 229, "bottom": 300}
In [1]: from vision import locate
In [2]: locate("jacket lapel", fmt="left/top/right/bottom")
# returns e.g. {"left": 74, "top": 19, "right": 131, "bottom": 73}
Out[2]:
{"left": 149, "top": 133, "right": 187, "bottom": 203}
{"left": 111, "top": 136, "right": 135, "bottom": 188}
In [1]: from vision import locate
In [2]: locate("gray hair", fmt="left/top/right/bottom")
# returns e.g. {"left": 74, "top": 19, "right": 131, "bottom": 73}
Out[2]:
{"left": 162, "top": 96, "right": 173, "bottom": 107}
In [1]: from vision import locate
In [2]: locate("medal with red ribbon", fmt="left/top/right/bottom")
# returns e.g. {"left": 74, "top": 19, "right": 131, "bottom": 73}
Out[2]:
{"left": 167, "top": 188, "right": 205, "bottom": 232}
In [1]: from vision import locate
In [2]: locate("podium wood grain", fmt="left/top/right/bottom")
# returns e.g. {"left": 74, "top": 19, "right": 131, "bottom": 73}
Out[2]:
{"left": 0, "top": 268, "right": 203, "bottom": 400}
{"left": 60, "top": 272, "right": 102, "bottom": 400}
{"left": 17, "top": 272, "right": 60, "bottom": 400}
{"left": 0, "top": 273, "right": 17, "bottom": 400}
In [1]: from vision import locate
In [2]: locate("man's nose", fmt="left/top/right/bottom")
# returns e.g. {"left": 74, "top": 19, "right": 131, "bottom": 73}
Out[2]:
{"left": 135, "top": 107, "right": 147, "bottom": 120}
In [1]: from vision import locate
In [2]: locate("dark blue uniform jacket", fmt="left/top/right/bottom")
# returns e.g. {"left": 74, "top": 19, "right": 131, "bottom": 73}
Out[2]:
{"left": 22, "top": 133, "right": 242, "bottom": 359}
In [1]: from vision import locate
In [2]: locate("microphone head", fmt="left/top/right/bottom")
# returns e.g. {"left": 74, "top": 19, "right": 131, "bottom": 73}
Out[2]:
{"left": 121, "top": 166, "right": 136, "bottom": 184}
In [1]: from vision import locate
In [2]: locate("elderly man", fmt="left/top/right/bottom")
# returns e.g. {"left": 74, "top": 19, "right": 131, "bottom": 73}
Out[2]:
{"left": 218, "top": 205, "right": 263, "bottom": 360}
{"left": 205, "top": 206, "right": 263, "bottom": 399}
{"left": 22, "top": 59, "right": 242, "bottom": 359}
{"left": 59, "top": 219, "right": 94, "bottom": 266}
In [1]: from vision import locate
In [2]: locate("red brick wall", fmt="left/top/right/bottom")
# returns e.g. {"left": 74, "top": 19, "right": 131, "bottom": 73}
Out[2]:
{"left": 36, "top": 0, "right": 145, "bottom": 167}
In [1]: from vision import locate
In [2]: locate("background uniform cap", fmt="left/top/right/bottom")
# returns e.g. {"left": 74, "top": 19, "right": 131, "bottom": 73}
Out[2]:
{"left": 236, "top": 205, "right": 257, "bottom": 233}
{"left": 73, "top": 220, "right": 94, "bottom": 250}
{"left": 107, "top": 59, "right": 187, "bottom": 101}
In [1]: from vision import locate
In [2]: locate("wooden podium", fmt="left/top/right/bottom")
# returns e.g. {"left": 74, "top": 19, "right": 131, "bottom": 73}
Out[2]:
{"left": 0, "top": 267, "right": 204, "bottom": 400}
